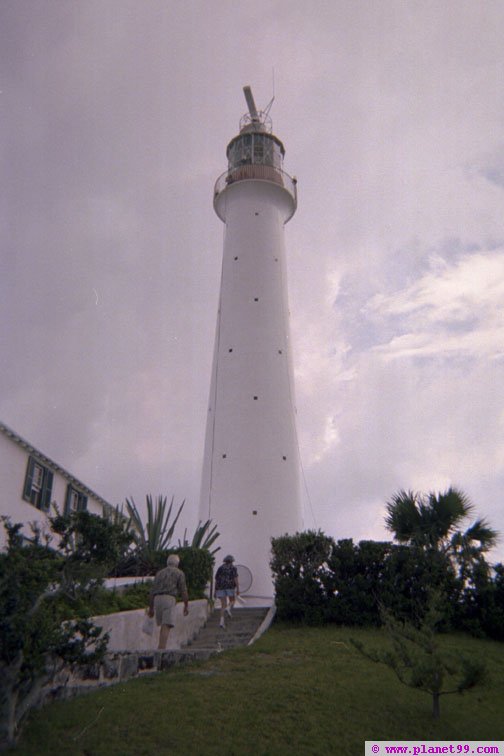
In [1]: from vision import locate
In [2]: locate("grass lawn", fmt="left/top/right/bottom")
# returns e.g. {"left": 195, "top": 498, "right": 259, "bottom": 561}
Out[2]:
{"left": 14, "top": 623, "right": 504, "bottom": 756}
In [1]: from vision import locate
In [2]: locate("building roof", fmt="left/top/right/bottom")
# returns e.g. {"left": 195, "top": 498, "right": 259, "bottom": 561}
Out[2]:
{"left": 0, "top": 420, "right": 113, "bottom": 510}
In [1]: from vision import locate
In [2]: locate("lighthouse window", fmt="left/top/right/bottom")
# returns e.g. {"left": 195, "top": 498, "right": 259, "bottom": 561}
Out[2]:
{"left": 229, "top": 134, "right": 252, "bottom": 166}
{"left": 253, "top": 136, "right": 264, "bottom": 163}
{"left": 228, "top": 134, "right": 283, "bottom": 170}
{"left": 252, "top": 134, "right": 275, "bottom": 166}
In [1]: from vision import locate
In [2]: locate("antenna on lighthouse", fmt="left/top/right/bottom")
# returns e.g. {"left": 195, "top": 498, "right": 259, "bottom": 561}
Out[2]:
{"left": 263, "top": 95, "right": 275, "bottom": 117}
{"left": 243, "top": 85, "right": 259, "bottom": 121}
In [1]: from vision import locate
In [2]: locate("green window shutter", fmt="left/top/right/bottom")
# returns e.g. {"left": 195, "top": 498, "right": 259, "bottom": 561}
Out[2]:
{"left": 64, "top": 485, "right": 73, "bottom": 515}
{"left": 23, "top": 457, "right": 36, "bottom": 502}
{"left": 78, "top": 495, "right": 88, "bottom": 512}
{"left": 40, "top": 469, "right": 53, "bottom": 512}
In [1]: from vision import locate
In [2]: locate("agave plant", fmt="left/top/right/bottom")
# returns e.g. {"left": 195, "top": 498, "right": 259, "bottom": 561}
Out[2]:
{"left": 178, "top": 519, "right": 220, "bottom": 555}
{"left": 125, "top": 495, "right": 185, "bottom": 552}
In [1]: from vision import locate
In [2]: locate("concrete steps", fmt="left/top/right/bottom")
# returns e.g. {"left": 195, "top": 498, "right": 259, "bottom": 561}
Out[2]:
{"left": 133, "top": 607, "right": 272, "bottom": 672}
{"left": 184, "top": 606, "right": 270, "bottom": 654}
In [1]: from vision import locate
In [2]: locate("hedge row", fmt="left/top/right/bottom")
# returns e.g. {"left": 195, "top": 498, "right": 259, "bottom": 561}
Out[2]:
{"left": 271, "top": 531, "right": 504, "bottom": 640}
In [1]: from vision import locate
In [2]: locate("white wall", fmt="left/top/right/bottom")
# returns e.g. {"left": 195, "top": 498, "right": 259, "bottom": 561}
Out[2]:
{"left": 0, "top": 429, "right": 106, "bottom": 550}
{"left": 92, "top": 599, "right": 210, "bottom": 651}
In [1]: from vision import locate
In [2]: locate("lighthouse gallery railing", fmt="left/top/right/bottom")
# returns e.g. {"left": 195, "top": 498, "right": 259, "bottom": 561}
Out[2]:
{"left": 214, "top": 164, "right": 297, "bottom": 205}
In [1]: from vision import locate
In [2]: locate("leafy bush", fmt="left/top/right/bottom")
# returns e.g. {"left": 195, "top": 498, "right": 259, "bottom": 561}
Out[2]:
{"left": 49, "top": 509, "right": 133, "bottom": 596}
{"left": 112, "top": 548, "right": 167, "bottom": 577}
{"left": 271, "top": 531, "right": 501, "bottom": 636}
{"left": 271, "top": 531, "right": 335, "bottom": 624}
{"left": 111, "top": 546, "right": 215, "bottom": 601}
{"left": 456, "top": 562, "right": 504, "bottom": 640}
{"left": 56, "top": 582, "right": 152, "bottom": 620}
{"left": 326, "top": 539, "right": 391, "bottom": 626}
{"left": 0, "top": 518, "right": 109, "bottom": 749}
{"left": 381, "top": 544, "right": 459, "bottom": 628}
{"left": 172, "top": 547, "right": 214, "bottom": 600}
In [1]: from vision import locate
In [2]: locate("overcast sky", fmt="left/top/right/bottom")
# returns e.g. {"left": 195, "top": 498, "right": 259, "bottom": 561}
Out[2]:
{"left": 1, "top": 0, "right": 503, "bottom": 562}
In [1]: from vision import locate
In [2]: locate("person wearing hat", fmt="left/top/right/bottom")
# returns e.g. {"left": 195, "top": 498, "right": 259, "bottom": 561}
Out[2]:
{"left": 214, "top": 554, "right": 240, "bottom": 628}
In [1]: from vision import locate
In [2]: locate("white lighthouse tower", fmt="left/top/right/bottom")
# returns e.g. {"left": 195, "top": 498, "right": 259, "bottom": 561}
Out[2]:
{"left": 199, "top": 87, "right": 302, "bottom": 599}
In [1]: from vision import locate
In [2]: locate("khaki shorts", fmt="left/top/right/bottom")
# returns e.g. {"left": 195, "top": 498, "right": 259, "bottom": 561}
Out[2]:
{"left": 154, "top": 594, "right": 177, "bottom": 627}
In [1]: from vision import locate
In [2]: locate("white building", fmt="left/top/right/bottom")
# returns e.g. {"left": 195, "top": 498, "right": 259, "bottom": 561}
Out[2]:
{"left": 0, "top": 421, "right": 112, "bottom": 550}
{"left": 199, "top": 88, "right": 302, "bottom": 598}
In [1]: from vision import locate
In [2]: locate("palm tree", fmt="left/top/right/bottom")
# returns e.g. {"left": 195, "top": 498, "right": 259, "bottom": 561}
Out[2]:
{"left": 386, "top": 488, "right": 471, "bottom": 551}
{"left": 450, "top": 518, "right": 499, "bottom": 583}
{"left": 385, "top": 487, "right": 498, "bottom": 580}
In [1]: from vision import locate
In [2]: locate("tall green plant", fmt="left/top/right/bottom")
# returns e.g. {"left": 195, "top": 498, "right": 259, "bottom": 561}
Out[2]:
{"left": 385, "top": 487, "right": 499, "bottom": 596}
{"left": 270, "top": 531, "right": 335, "bottom": 624}
{"left": 125, "top": 495, "right": 184, "bottom": 553}
{"left": 385, "top": 488, "right": 498, "bottom": 556}
{"left": 178, "top": 519, "right": 220, "bottom": 555}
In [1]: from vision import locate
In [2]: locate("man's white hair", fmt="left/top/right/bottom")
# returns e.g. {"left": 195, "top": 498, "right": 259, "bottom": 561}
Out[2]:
{"left": 167, "top": 554, "right": 180, "bottom": 567}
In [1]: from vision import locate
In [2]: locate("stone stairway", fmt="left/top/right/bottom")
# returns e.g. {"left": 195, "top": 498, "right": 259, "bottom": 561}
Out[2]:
{"left": 184, "top": 606, "right": 271, "bottom": 655}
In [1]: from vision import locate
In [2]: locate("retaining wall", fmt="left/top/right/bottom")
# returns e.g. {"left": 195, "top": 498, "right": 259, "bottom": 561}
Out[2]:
{"left": 38, "top": 599, "right": 212, "bottom": 707}
{"left": 92, "top": 598, "right": 210, "bottom": 652}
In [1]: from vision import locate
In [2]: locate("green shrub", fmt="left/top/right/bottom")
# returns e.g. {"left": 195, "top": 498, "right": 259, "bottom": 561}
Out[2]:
{"left": 272, "top": 532, "right": 463, "bottom": 631}
{"left": 50, "top": 508, "right": 133, "bottom": 593}
{"left": 0, "top": 519, "right": 109, "bottom": 750}
{"left": 325, "top": 539, "right": 390, "bottom": 626}
{"left": 112, "top": 547, "right": 214, "bottom": 601}
{"left": 172, "top": 547, "right": 214, "bottom": 600}
{"left": 271, "top": 531, "right": 334, "bottom": 623}
{"left": 326, "top": 540, "right": 457, "bottom": 628}
{"left": 457, "top": 562, "right": 504, "bottom": 641}
{"left": 112, "top": 548, "right": 168, "bottom": 577}
{"left": 55, "top": 582, "right": 152, "bottom": 619}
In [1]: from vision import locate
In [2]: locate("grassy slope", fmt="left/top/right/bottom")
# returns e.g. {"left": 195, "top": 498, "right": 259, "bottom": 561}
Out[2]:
{"left": 15, "top": 624, "right": 504, "bottom": 756}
